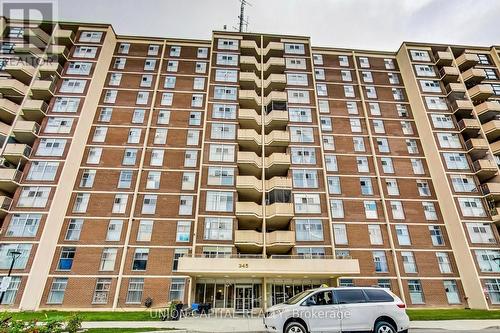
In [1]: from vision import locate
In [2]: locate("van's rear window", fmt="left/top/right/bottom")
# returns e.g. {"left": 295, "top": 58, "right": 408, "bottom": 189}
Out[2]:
{"left": 364, "top": 289, "right": 394, "bottom": 302}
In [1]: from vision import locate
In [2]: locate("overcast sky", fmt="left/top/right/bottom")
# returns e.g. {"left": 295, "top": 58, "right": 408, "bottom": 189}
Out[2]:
{"left": 10, "top": 0, "right": 500, "bottom": 50}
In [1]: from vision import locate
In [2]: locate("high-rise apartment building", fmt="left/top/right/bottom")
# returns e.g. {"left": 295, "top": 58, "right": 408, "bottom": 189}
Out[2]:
{"left": 0, "top": 16, "right": 499, "bottom": 311}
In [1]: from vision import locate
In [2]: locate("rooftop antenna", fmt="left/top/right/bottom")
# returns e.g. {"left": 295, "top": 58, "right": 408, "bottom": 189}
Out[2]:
{"left": 238, "top": 0, "right": 251, "bottom": 32}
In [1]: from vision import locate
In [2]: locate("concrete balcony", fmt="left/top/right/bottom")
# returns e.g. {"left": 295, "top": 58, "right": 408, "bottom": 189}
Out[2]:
{"left": 53, "top": 29, "right": 76, "bottom": 46}
{"left": 0, "top": 79, "right": 29, "bottom": 97}
{"left": 263, "top": 91, "right": 287, "bottom": 106}
{"left": 12, "top": 120, "right": 39, "bottom": 144}
{"left": 483, "top": 120, "right": 500, "bottom": 141}
{"left": 0, "top": 98, "right": 19, "bottom": 123}
{"left": 476, "top": 101, "right": 500, "bottom": 120}
{"left": 266, "top": 176, "right": 292, "bottom": 191}
{"left": 0, "top": 196, "right": 12, "bottom": 217}
{"left": 462, "top": 68, "right": 486, "bottom": 85}
{"left": 38, "top": 61, "right": 63, "bottom": 78}
{"left": 46, "top": 45, "right": 69, "bottom": 62}
{"left": 457, "top": 118, "right": 481, "bottom": 137}
{"left": 31, "top": 79, "right": 56, "bottom": 101}
{"left": 445, "top": 82, "right": 466, "bottom": 98}
{"left": 239, "top": 90, "right": 261, "bottom": 109}
{"left": 4, "top": 61, "right": 36, "bottom": 84}
{"left": 0, "top": 121, "right": 10, "bottom": 136}
{"left": 265, "top": 153, "right": 291, "bottom": 178}
{"left": 263, "top": 73, "right": 286, "bottom": 94}
{"left": 473, "top": 159, "right": 497, "bottom": 181}
{"left": 177, "top": 256, "right": 360, "bottom": 278}
{"left": 236, "top": 201, "right": 263, "bottom": 228}
{"left": 236, "top": 175, "right": 262, "bottom": 202}
{"left": 468, "top": 84, "right": 494, "bottom": 103}
{"left": 237, "top": 151, "right": 262, "bottom": 177}
{"left": 456, "top": 52, "right": 479, "bottom": 71}
{"left": 239, "top": 71, "right": 261, "bottom": 90}
{"left": 451, "top": 99, "right": 474, "bottom": 117}
{"left": 439, "top": 66, "right": 459, "bottom": 83}
{"left": 491, "top": 140, "right": 500, "bottom": 155}
{"left": 13, "top": 43, "right": 43, "bottom": 57}
{"left": 24, "top": 27, "right": 50, "bottom": 45}
{"left": 21, "top": 99, "right": 48, "bottom": 122}
{"left": 240, "top": 56, "right": 261, "bottom": 73}
{"left": 265, "top": 130, "right": 289, "bottom": 147}
{"left": 266, "top": 203, "right": 294, "bottom": 228}
{"left": 264, "top": 110, "right": 288, "bottom": 131}
{"left": 263, "top": 57, "right": 285, "bottom": 74}
{"left": 266, "top": 230, "right": 295, "bottom": 254}
{"left": 480, "top": 182, "right": 500, "bottom": 201}
{"left": 465, "top": 138, "right": 489, "bottom": 159}
{"left": 238, "top": 108, "right": 261, "bottom": 131}
{"left": 3, "top": 143, "right": 32, "bottom": 165}
{"left": 263, "top": 42, "right": 284, "bottom": 58}
{"left": 240, "top": 40, "right": 260, "bottom": 57}
{"left": 237, "top": 128, "right": 262, "bottom": 152}
{"left": 235, "top": 230, "right": 263, "bottom": 253}
{"left": 0, "top": 168, "right": 22, "bottom": 193}
{"left": 434, "top": 51, "right": 453, "bottom": 66}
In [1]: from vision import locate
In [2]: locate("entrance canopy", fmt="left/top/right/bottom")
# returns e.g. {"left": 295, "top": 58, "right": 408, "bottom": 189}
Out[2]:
{"left": 177, "top": 256, "right": 360, "bottom": 279}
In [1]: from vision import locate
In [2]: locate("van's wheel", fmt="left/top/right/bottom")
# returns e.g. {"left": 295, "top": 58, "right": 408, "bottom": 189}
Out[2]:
{"left": 374, "top": 320, "right": 396, "bottom": 333}
{"left": 285, "top": 321, "right": 307, "bottom": 333}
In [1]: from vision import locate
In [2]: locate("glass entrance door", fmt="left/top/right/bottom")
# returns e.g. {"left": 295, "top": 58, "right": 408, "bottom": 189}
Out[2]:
{"left": 235, "top": 285, "right": 253, "bottom": 313}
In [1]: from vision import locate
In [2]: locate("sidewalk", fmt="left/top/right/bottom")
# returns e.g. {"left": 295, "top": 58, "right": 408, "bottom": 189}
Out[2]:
{"left": 81, "top": 317, "right": 500, "bottom": 332}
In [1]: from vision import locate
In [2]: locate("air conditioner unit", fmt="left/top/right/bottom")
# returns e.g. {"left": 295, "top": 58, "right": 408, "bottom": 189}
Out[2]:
{"left": 0, "top": 158, "right": 14, "bottom": 169}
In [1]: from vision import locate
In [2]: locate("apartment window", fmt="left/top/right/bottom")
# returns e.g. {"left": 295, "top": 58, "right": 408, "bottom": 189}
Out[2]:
{"left": 192, "top": 95, "right": 204, "bottom": 107}
{"left": 206, "top": 191, "right": 233, "bottom": 212}
{"left": 429, "top": 114, "right": 453, "bottom": 129}
{"left": 437, "top": 133, "right": 461, "bottom": 149}
{"left": 190, "top": 77, "right": 205, "bottom": 90}
{"left": 313, "top": 54, "right": 323, "bottom": 65}
{"left": 214, "top": 86, "right": 237, "bottom": 100}
{"left": 425, "top": 96, "right": 448, "bottom": 110}
{"left": 27, "top": 161, "right": 58, "bottom": 181}
{"left": 373, "top": 251, "right": 388, "bottom": 272}
{"left": 209, "top": 144, "right": 234, "bottom": 162}
{"left": 286, "top": 58, "right": 306, "bottom": 70}
{"left": 385, "top": 179, "right": 399, "bottom": 196}
{"left": 87, "top": 147, "right": 102, "bottom": 164}
{"left": 420, "top": 80, "right": 441, "bottom": 93}
{"left": 206, "top": 167, "right": 234, "bottom": 186}
{"left": 320, "top": 117, "right": 332, "bottom": 131}
{"left": 132, "top": 248, "right": 149, "bottom": 271}
{"left": 484, "top": 68, "right": 498, "bottom": 80}
{"left": 176, "top": 221, "right": 191, "bottom": 242}
{"left": 285, "top": 43, "right": 305, "bottom": 54}
{"left": 293, "top": 169, "right": 318, "bottom": 188}
{"left": 349, "top": 118, "right": 361, "bottom": 132}
{"left": 68, "top": 61, "right": 92, "bottom": 75}
{"left": 79, "top": 31, "right": 102, "bottom": 42}
{"left": 369, "top": 103, "right": 381, "bottom": 116}
{"left": 197, "top": 47, "right": 208, "bottom": 58}
{"left": 79, "top": 169, "right": 96, "bottom": 188}
{"left": 466, "top": 223, "right": 496, "bottom": 244}
{"left": 123, "top": 148, "right": 138, "bottom": 165}
{"left": 92, "top": 126, "right": 107, "bottom": 143}
{"left": 172, "top": 249, "right": 188, "bottom": 271}
{"left": 114, "top": 57, "right": 126, "bottom": 70}
{"left": 104, "top": 90, "right": 118, "bottom": 103}
{"left": 288, "top": 90, "right": 310, "bottom": 104}
{"left": 45, "top": 117, "right": 74, "bottom": 134}
{"left": 408, "top": 280, "right": 424, "bottom": 304}
{"left": 376, "top": 138, "right": 390, "bottom": 153}
{"left": 139, "top": 74, "right": 153, "bottom": 88}
{"left": 365, "top": 86, "right": 377, "bottom": 99}
{"left": 289, "top": 108, "right": 312, "bottom": 122}
{"left": 477, "top": 54, "right": 490, "bottom": 65}
{"left": 57, "top": 247, "right": 75, "bottom": 270}
{"left": 485, "top": 280, "right": 500, "bottom": 304}
{"left": 148, "top": 44, "right": 160, "bottom": 55}
{"left": 126, "top": 278, "right": 144, "bottom": 304}
{"left": 144, "top": 171, "right": 161, "bottom": 190}
{"left": 291, "top": 147, "right": 316, "bottom": 164}
{"left": 169, "top": 278, "right": 186, "bottom": 301}
{"left": 429, "top": 225, "right": 445, "bottom": 246}
{"left": 406, "top": 139, "right": 418, "bottom": 154}
{"left": 327, "top": 176, "right": 341, "bottom": 194}
{"left": 458, "top": 197, "right": 486, "bottom": 217}
{"left": 475, "top": 250, "right": 500, "bottom": 272}
{"left": 417, "top": 180, "right": 431, "bottom": 196}
{"left": 118, "top": 43, "right": 130, "bottom": 54}
{"left": 17, "top": 187, "right": 50, "bottom": 208}
{"left": 410, "top": 50, "right": 430, "bottom": 61}
{"left": 184, "top": 150, "right": 198, "bottom": 167}
{"left": 402, "top": 251, "right": 417, "bottom": 273}
{"left": 333, "top": 224, "right": 347, "bottom": 245}
{"left": 108, "top": 73, "right": 122, "bottom": 86}
{"left": 142, "top": 58, "right": 156, "bottom": 71}
{"left": 323, "top": 136, "right": 335, "bottom": 150}
{"left": 179, "top": 195, "right": 194, "bottom": 215}
{"left": 368, "top": 224, "right": 383, "bottom": 245}
{"left": 99, "top": 248, "right": 117, "bottom": 271}
{"left": 436, "top": 252, "right": 452, "bottom": 273}
{"left": 169, "top": 45, "right": 181, "bottom": 57}
{"left": 153, "top": 128, "right": 168, "bottom": 144}
{"left": 287, "top": 73, "right": 308, "bottom": 86}
{"left": 157, "top": 110, "right": 171, "bottom": 124}
{"left": 397, "top": 104, "right": 408, "bottom": 118}
{"left": 390, "top": 201, "right": 405, "bottom": 220}
{"left": 388, "top": 72, "right": 399, "bottom": 85}
{"left": 290, "top": 127, "right": 314, "bottom": 143}
{"left": 218, "top": 38, "right": 238, "bottom": 50}
{"left": 112, "top": 194, "right": 128, "bottom": 214}
{"left": 106, "top": 220, "right": 123, "bottom": 241}
{"left": 392, "top": 88, "right": 404, "bottom": 100}
{"left": 344, "top": 85, "right": 356, "bottom": 98}
{"left": 443, "top": 280, "right": 460, "bottom": 304}
{"left": 315, "top": 68, "right": 325, "bottom": 80}
{"left": 136, "top": 91, "right": 149, "bottom": 105}
{"left": 414, "top": 64, "right": 435, "bottom": 77}
{"left": 160, "top": 92, "right": 173, "bottom": 106}
{"left": 127, "top": 128, "right": 142, "bottom": 144}
{"left": 167, "top": 60, "right": 178, "bottom": 72}
{"left": 212, "top": 104, "right": 236, "bottom": 119}
{"left": 339, "top": 55, "right": 349, "bottom": 67}
{"left": 182, "top": 172, "right": 196, "bottom": 190}
{"left": 47, "top": 278, "right": 68, "bottom": 304}
{"left": 341, "top": 70, "right": 352, "bottom": 82}
{"left": 296, "top": 219, "right": 324, "bottom": 241}
{"left": 196, "top": 62, "right": 207, "bottom": 73}
{"left": 137, "top": 220, "right": 153, "bottom": 242}
{"left": 204, "top": 217, "right": 232, "bottom": 240}
{"left": 92, "top": 278, "right": 112, "bottom": 304}
{"left": 318, "top": 100, "right": 329, "bottom": 113}
{"left": 423, "top": 202, "right": 438, "bottom": 220}
{"left": 353, "top": 137, "right": 365, "bottom": 152}
{"left": 381, "top": 157, "right": 394, "bottom": 174}
{"left": 216, "top": 53, "right": 238, "bottom": 65}
{"left": 357, "top": 156, "right": 369, "bottom": 173}
{"left": 37, "top": 138, "right": 67, "bottom": 157}
{"left": 294, "top": 193, "right": 321, "bottom": 213}
{"left": 53, "top": 97, "right": 81, "bottom": 113}
{"left": 325, "top": 154, "right": 338, "bottom": 172}
{"left": 360, "top": 177, "right": 373, "bottom": 195}
{"left": 396, "top": 225, "right": 411, "bottom": 245}
{"left": 73, "top": 46, "right": 97, "bottom": 58}
{"left": 0, "top": 276, "right": 21, "bottom": 305}
{"left": 362, "top": 71, "right": 373, "bottom": 83}
{"left": 141, "top": 195, "right": 157, "bottom": 214}
{"left": 364, "top": 200, "right": 378, "bottom": 219}
{"left": 409, "top": 159, "right": 424, "bottom": 175}
{"left": 401, "top": 121, "right": 413, "bottom": 135}
{"left": 373, "top": 119, "right": 385, "bottom": 134}
{"left": 6, "top": 214, "right": 41, "bottom": 238}
{"left": 359, "top": 57, "right": 370, "bottom": 68}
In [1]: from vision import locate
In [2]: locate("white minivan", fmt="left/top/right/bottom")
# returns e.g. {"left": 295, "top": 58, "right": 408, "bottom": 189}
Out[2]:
{"left": 263, "top": 286, "right": 409, "bottom": 333}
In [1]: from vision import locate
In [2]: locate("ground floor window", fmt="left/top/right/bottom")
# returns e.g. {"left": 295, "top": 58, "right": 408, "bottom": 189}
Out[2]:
{"left": 169, "top": 278, "right": 186, "bottom": 301}
{"left": 195, "top": 280, "right": 260, "bottom": 311}
{"left": 0, "top": 276, "right": 21, "bottom": 305}
{"left": 485, "top": 279, "right": 500, "bottom": 304}
{"left": 268, "top": 280, "right": 326, "bottom": 305}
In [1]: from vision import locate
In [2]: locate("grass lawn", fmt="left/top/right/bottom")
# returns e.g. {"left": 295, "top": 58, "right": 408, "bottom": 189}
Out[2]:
{"left": 4, "top": 309, "right": 500, "bottom": 322}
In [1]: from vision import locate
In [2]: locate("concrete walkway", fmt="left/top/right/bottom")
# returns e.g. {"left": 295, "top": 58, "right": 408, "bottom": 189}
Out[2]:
{"left": 81, "top": 317, "right": 500, "bottom": 332}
